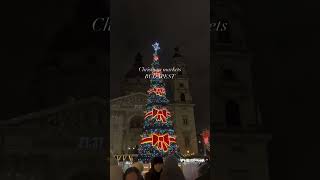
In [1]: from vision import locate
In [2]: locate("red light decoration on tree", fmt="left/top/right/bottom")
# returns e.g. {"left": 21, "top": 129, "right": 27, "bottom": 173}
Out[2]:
{"left": 147, "top": 87, "right": 166, "bottom": 96}
{"left": 141, "top": 133, "right": 176, "bottom": 152}
{"left": 144, "top": 108, "right": 171, "bottom": 123}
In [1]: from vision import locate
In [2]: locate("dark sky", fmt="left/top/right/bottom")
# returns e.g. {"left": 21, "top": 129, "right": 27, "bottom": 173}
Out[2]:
{"left": 1, "top": 1, "right": 75, "bottom": 118}
{"left": 110, "top": 0, "right": 210, "bottom": 132}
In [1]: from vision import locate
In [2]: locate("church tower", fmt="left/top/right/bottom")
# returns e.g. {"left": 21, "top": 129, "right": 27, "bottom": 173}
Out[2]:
{"left": 120, "top": 53, "right": 148, "bottom": 95}
{"left": 170, "top": 47, "right": 198, "bottom": 155}
{"left": 212, "top": 0, "right": 271, "bottom": 180}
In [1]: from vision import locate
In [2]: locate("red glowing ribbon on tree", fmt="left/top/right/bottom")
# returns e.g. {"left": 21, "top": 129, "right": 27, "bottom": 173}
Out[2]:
{"left": 144, "top": 108, "right": 171, "bottom": 123}
{"left": 140, "top": 133, "right": 176, "bottom": 152}
{"left": 147, "top": 87, "right": 166, "bottom": 96}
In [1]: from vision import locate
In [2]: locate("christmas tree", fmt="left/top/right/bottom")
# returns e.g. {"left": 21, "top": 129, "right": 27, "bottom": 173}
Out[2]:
{"left": 138, "top": 42, "right": 178, "bottom": 163}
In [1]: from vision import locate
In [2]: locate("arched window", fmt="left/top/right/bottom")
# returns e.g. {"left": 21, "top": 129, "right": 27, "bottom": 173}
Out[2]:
{"left": 130, "top": 116, "right": 143, "bottom": 128}
{"left": 226, "top": 100, "right": 241, "bottom": 127}
{"left": 180, "top": 93, "right": 186, "bottom": 102}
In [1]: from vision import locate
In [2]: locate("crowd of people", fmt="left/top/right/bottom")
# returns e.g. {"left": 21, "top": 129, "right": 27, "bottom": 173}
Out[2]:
{"left": 110, "top": 155, "right": 210, "bottom": 180}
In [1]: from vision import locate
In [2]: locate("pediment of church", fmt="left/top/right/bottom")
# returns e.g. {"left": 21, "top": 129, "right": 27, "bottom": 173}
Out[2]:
{"left": 111, "top": 92, "right": 147, "bottom": 109}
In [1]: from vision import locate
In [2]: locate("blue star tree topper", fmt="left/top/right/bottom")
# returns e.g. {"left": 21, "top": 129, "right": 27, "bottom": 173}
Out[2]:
{"left": 152, "top": 42, "right": 160, "bottom": 53}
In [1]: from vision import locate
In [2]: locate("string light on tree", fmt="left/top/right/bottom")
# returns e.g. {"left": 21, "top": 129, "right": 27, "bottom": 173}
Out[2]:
{"left": 147, "top": 87, "right": 166, "bottom": 96}
{"left": 138, "top": 42, "right": 179, "bottom": 163}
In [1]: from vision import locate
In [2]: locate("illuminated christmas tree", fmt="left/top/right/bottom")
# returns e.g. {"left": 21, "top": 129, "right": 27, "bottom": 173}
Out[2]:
{"left": 138, "top": 42, "right": 178, "bottom": 163}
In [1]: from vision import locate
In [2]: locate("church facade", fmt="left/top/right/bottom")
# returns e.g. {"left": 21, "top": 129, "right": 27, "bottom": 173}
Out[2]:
{"left": 110, "top": 50, "right": 199, "bottom": 156}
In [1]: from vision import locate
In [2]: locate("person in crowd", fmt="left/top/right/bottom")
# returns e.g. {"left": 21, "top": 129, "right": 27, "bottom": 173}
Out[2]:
{"left": 144, "top": 157, "right": 164, "bottom": 180}
{"left": 123, "top": 167, "right": 144, "bottom": 180}
{"left": 160, "top": 155, "right": 185, "bottom": 180}
{"left": 132, "top": 161, "right": 144, "bottom": 174}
